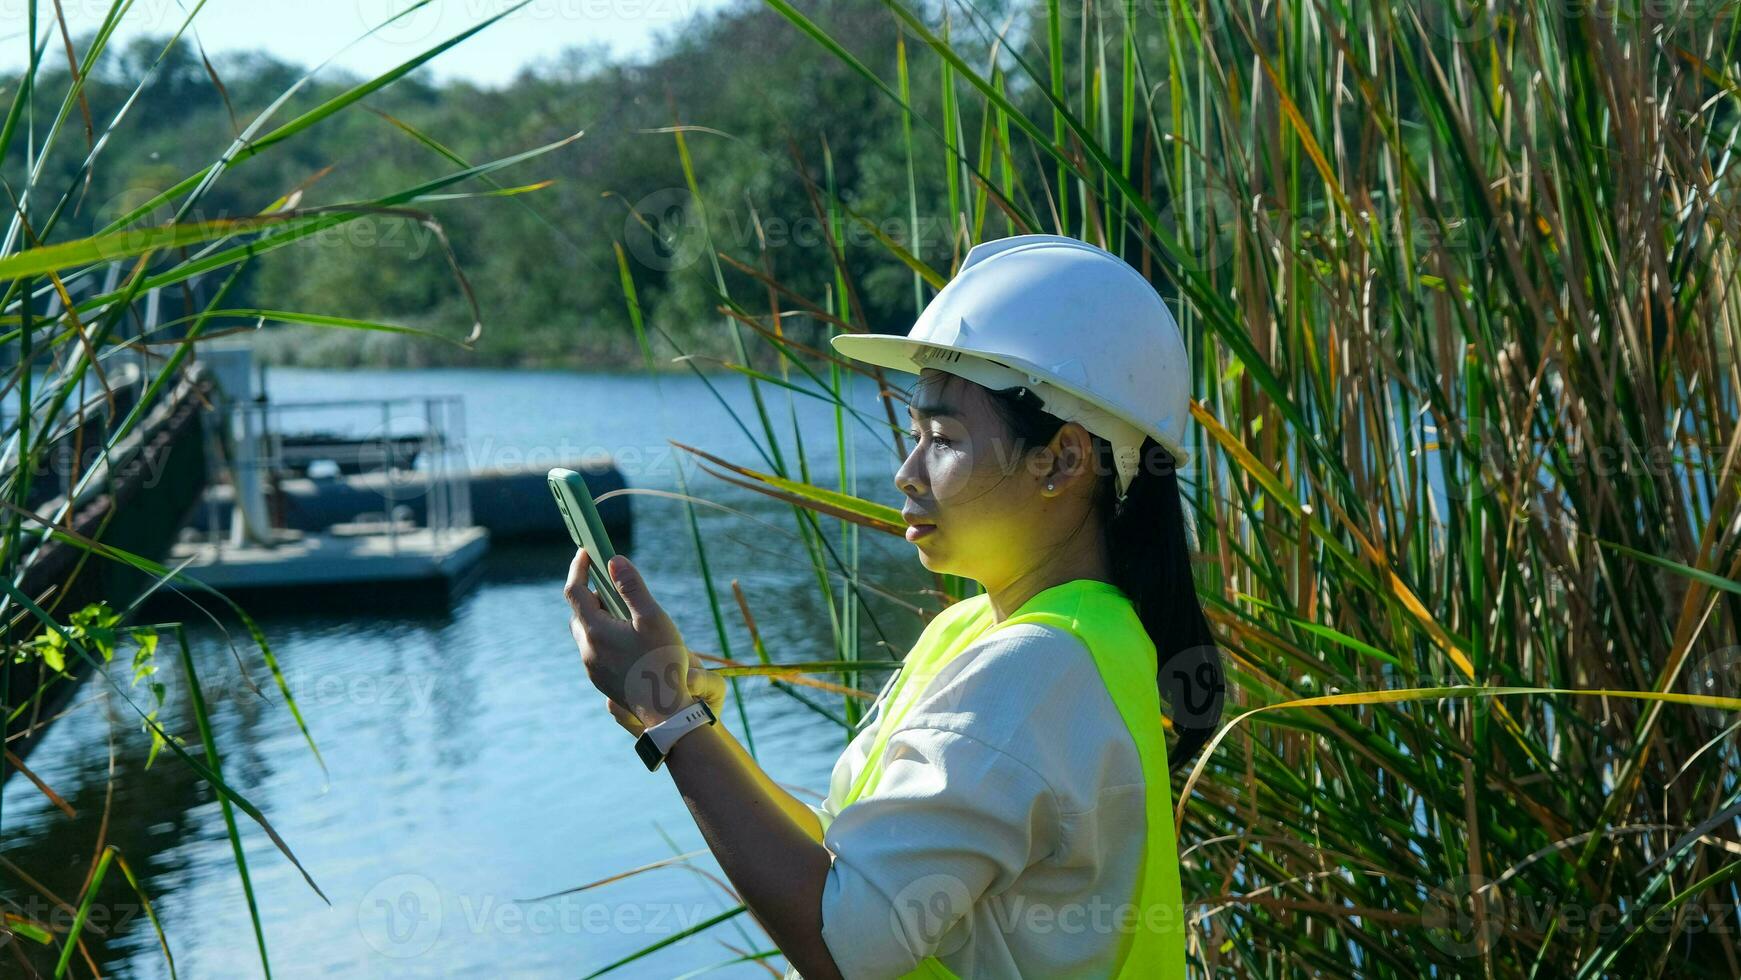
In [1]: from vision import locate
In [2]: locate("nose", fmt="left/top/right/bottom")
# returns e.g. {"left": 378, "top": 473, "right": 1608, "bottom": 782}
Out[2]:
{"left": 894, "top": 439, "right": 924, "bottom": 499}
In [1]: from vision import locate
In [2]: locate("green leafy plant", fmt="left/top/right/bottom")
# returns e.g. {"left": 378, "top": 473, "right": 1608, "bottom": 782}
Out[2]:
{"left": 13, "top": 600, "right": 172, "bottom": 765}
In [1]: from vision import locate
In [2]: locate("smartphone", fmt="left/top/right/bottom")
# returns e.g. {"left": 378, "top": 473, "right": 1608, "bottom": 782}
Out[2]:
{"left": 549, "top": 467, "right": 631, "bottom": 620}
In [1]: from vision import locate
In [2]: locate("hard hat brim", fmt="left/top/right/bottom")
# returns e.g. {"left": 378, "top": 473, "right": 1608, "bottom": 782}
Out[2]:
{"left": 828, "top": 332, "right": 939, "bottom": 377}
{"left": 829, "top": 332, "right": 1192, "bottom": 468}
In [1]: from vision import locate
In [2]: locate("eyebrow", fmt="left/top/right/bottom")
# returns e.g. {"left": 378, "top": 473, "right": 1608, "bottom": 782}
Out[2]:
{"left": 908, "top": 401, "right": 960, "bottom": 420}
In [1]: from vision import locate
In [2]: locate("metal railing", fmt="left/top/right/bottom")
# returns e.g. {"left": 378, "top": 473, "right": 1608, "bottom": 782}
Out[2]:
{"left": 203, "top": 394, "right": 471, "bottom": 555}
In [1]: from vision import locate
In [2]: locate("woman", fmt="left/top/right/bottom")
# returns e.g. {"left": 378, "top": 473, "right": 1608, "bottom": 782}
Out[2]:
{"left": 565, "top": 233, "right": 1225, "bottom": 978}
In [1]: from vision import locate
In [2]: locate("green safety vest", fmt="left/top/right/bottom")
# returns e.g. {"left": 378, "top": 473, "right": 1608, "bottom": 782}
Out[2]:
{"left": 837, "top": 578, "right": 1187, "bottom": 978}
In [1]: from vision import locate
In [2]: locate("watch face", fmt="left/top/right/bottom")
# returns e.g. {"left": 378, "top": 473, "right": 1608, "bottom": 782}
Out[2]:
{"left": 635, "top": 733, "right": 664, "bottom": 771}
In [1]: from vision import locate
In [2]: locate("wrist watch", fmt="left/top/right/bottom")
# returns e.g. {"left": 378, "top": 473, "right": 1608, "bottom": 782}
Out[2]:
{"left": 634, "top": 699, "right": 717, "bottom": 772}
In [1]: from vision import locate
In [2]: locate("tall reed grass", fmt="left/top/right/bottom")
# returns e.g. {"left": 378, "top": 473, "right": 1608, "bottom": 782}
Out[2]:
{"left": 608, "top": 0, "right": 1741, "bottom": 975}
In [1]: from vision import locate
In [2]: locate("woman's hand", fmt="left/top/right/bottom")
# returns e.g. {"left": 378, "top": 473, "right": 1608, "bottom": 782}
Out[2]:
{"left": 606, "top": 665, "right": 726, "bottom": 737}
{"left": 564, "top": 547, "right": 694, "bottom": 726}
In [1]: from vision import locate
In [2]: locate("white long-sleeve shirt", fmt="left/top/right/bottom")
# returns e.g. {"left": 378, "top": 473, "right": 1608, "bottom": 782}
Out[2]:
{"left": 782, "top": 622, "right": 1151, "bottom": 979}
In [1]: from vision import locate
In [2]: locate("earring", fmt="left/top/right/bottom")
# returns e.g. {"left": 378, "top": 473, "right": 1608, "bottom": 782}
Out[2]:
{"left": 1045, "top": 481, "right": 1054, "bottom": 491}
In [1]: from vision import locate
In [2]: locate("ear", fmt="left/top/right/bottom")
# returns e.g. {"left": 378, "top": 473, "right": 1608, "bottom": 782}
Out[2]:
{"left": 1048, "top": 423, "right": 1096, "bottom": 481}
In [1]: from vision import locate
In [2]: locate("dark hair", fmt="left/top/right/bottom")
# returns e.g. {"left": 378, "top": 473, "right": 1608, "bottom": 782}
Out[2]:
{"left": 977, "top": 381, "right": 1226, "bottom": 773}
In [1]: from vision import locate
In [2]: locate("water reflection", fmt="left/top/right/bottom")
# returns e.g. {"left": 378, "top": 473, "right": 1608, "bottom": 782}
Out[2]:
{"left": 2, "top": 368, "right": 930, "bottom": 977}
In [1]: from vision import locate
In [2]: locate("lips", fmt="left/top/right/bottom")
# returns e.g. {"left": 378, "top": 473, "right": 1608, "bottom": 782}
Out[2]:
{"left": 903, "top": 515, "right": 937, "bottom": 542}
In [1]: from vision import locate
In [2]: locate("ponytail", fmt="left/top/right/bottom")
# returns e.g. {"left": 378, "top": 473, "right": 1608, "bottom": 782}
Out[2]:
{"left": 1099, "top": 438, "right": 1226, "bottom": 773}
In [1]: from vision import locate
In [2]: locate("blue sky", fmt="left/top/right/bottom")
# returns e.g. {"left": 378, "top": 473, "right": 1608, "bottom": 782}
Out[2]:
{"left": 1, "top": 0, "right": 736, "bottom": 87}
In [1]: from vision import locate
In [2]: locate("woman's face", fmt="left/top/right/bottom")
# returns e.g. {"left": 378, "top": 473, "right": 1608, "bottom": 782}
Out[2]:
{"left": 894, "top": 369, "right": 1055, "bottom": 582}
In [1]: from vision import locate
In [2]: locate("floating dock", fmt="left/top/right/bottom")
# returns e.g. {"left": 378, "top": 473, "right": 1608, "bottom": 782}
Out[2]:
{"left": 185, "top": 455, "right": 631, "bottom": 545}
{"left": 164, "top": 524, "right": 490, "bottom": 594}
{"left": 152, "top": 343, "right": 630, "bottom": 608}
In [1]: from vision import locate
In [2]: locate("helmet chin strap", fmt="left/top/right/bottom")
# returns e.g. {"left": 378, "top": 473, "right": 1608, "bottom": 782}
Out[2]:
{"left": 1110, "top": 438, "right": 1142, "bottom": 502}
{"left": 921, "top": 352, "right": 1149, "bottom": 502}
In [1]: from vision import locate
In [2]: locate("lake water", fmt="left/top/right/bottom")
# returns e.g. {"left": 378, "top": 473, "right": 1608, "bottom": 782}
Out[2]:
{"left": 2, "top": 366, "right": 935, "bottom": 978}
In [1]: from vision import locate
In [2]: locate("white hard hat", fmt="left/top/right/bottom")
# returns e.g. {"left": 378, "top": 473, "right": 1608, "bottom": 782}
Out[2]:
{"left": 831, "top": 233, "right": 1192, "bottom": 500}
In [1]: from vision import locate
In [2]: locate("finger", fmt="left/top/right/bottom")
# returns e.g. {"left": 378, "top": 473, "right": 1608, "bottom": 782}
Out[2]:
{"left": 606, "top": 697, "right": 645, "bottom": 735}
{"left": 564, "top": 547, "right": 605, "bottom": 627}
{"left": 607, "top": 555, "right": 656, "bottom": 624}
{"left": 609, "top": 696, "right": 644, "bottom": 727}
{"left": 569, "top": 608, "right": 597, "bottom": 662}
{"left": 687, "top": 665, "right": 725, "bottom": 703}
